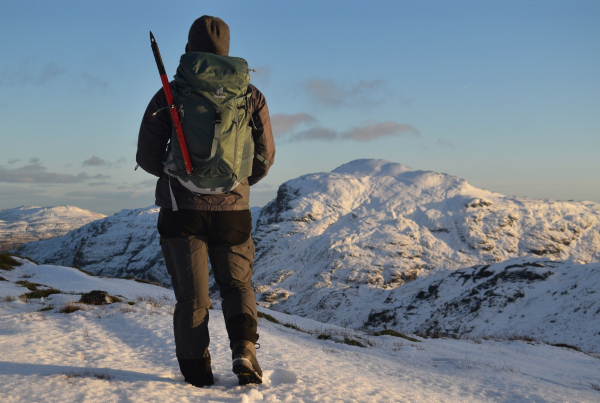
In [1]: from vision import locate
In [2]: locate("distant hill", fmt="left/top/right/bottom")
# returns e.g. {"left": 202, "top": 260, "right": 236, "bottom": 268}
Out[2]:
{"left": 0, "top": 205, "right": 105, "bottom": 252}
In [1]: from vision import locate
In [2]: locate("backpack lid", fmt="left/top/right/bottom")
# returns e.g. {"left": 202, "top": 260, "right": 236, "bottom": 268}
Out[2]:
{"left": 175, "top": 52, "right": 250, "bottom": 108}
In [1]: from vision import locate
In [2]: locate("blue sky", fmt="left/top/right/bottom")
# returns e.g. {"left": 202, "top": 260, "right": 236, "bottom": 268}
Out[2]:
{"left": 1, "top": 0, "right": 598, "bottom": 215}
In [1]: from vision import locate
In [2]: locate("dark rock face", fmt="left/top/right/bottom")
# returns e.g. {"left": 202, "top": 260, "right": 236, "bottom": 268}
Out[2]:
{"left": 256, "top": 183, "right": 300, "bottom": 226}
{"left": 80, "top": 290, "right": 113, "bottom": 305}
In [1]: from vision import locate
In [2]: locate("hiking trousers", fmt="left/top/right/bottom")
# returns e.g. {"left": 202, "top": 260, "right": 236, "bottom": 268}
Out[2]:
{"left": 158, "top": 208, "right": 259, "bottom": 360}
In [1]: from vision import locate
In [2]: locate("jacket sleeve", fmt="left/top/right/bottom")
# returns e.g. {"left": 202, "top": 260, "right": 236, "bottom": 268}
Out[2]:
{"left": 247, "top": 84, "right": 275, "bottom": 186}
{"left": 136, "top": 88, "right": 171, "bottom": 178}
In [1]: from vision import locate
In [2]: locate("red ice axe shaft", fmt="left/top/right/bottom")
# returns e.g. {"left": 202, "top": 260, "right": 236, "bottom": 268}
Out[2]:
{"left": 150, "top": 31, "right": 193, "bottom": 175}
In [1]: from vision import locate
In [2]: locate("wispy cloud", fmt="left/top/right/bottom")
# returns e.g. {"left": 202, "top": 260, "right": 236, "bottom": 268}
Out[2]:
{"left": 88, "top": 181, "right": 112, "bottom": 187}
{"left": 36, "top": 63, "right": 66, "bottom": 85}
{"left": 7, "top": 159, "right": 20, "bottom": 165}
{"left": 290, "top": 127, "right": 338, "bottom": 142}
{"left": 436, "top": 139, "right": 455, "bottom": 148}
{"left": 81, "top": 73, "right": 108, "bottom": 91}
{"left": 276, "top": 117, "right": 420, "bottom": 143}
{"left": 0, "top": 163, "right": 109, "bottom": 184}
{"left": 118, "top": 179, "right": 157, "bottom": 190}
{"left": 82, "top": 156, "right": 127, "bottom": 168}
{"left": 114, "top": 157, "right": 127, "bottom": 168}
{"left": 83, "top": 156, "right": 110, "bottom": 167}
{"left": 341, "top": 121, "right": 420, "bottom": 142}
{"left": 304, "top": 79, "right": 387, "bottom": 107}
{"left": 271, "top": 113, "right": 317, "bottom": 137}
{"left": 1, "top": 57, "right": 66, "bottom": 87}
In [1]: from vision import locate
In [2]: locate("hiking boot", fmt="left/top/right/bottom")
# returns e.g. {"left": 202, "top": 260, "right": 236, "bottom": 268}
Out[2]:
{"left": 231, "top": 340, "right": 262, "bottom": 385}
{"left": 178, "top": 351, "right": 214, "bottom": 387}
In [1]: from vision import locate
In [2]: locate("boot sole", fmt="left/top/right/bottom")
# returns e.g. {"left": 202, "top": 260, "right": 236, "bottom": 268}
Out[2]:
{"left": 232, "top": 357, "right": 262, "bottom": 385}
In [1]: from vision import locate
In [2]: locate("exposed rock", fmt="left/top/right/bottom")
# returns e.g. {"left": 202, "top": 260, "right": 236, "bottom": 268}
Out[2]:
{"left": 79, "top": 290, "right": 113, "bottom": 305}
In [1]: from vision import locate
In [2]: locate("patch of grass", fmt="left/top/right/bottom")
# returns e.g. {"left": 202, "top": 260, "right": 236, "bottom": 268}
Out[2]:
{"left": 109, "top": 295, "right": 122, "bottom": 303}
{"left": 15, "top": 280, "right": 43, "bottom": 291}
{"left": 20, "top": 288, "right": 61, "bottom": 300}
{"left": 128, "top": 301, "right": 135, "bottom": 305}
{"left": 59, "top": 303, "right": 82, "bottom": 314}
{"left": 552, "top": 343, "right": 582, "bottom": 352}
{"left": 15, "top": 279, "right": 61, "bottom": 300}
{"left": 123, "top": 276, "right": 164, "bottom": 287}
{"left": 12, "top": 255, "right": 38, "bottom": 265}
{"left": 317, "top": 334, "right": 332, "bottom": 340}
{"left": 590, "top": 382, "right": 600, "bottom": 392}
{"left": 3, "top": 295, "right": 16, "bottom": 302}
{"left": 343, "top": 337, "right": 365, "bottom": 348}
{"left": 135, "top": 294, "right": 174, "bottom": 308}
{"left": 283, "top": 322, "right": 303, "bottom": 332}
{"left": 39, "top": 306, "right": 54, "bottom": 312}
{"left": 0, "top": 253, "right": 22, "bottom": 271}
{"left": 257, "top": 311, "right": 310, "bottom": 334}
{"left": 505, "top": 334, "right": 537, "bottom": 343}
{"left": 373, "top": 329, "right": 421, "bottom": 342}
{"left": 72, "top": 266, "right": 97, "bottom": 276}
{"left": 257, "top": 311, "right": 281, "bottom": 324}
{"left": 0, "top": 276, "right": 7, "bottom": 281}
{"left": 65, "top": 368, "right": 110, "bottom": 380}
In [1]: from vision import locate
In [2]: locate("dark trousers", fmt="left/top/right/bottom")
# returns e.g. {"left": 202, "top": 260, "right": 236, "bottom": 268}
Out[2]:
{"left": 158, "top": 208, "right": 258, "bottom": 359}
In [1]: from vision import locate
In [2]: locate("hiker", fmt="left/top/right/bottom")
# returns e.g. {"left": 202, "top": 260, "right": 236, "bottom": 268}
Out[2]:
{"left": 136, "top": 15, "right": 275, "bottom": 387}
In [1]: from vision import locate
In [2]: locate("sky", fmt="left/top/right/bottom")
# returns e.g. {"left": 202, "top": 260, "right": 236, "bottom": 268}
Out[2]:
{"left": 0, "top": 0, "right": 598, "bottom": 215}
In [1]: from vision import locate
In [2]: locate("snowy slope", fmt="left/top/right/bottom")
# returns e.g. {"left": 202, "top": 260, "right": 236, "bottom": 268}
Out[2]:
{"left": 0, "top": 205, "right": 105, "bottom": 252}
{"left": 1, "top": 259, "right": 599, "bottom": 402}
{"left": 282, "top": 257, "right": 600, "bottom": 352}
{"left": 16, "top": 206, "right": 164, "bottom": 282}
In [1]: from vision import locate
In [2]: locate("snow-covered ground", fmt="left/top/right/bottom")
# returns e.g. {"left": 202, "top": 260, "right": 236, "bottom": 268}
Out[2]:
{"left": 0, "top": 206, "right": 105, "bottom": 252}
{"left": 1, "top": 258, "right": 599, "bottom": 402}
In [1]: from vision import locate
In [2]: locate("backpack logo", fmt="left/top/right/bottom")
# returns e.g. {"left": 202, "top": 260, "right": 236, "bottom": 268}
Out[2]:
{"left": 212, "top": 87, "right": 225, "bottom": 99}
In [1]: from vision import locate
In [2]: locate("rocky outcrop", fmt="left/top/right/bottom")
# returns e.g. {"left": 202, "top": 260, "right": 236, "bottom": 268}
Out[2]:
{"left": 361, "top": 258, "right": 600, "bottom": 352}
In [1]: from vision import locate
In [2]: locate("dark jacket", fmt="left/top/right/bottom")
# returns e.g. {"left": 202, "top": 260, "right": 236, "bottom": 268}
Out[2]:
{"left": 137, "top": 83, "right": 275, "bottom": 211}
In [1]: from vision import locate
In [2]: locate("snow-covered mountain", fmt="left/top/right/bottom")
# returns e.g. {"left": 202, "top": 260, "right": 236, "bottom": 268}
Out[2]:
{"left": 250, "top": 160, "right": 600, "bottom": 326}
{"left": 0, "top": 206, "right": 105, "bottom": 252}
{"left": 14, "top": 160, "right": 600, "bottom": 349}
{"left": 16, "top": 206, "right": 163, "bottom": 281}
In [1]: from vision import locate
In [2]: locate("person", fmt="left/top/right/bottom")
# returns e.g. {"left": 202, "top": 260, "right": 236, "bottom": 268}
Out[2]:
{"left": 136, "top": 15, "right": 275, "bottom": 387}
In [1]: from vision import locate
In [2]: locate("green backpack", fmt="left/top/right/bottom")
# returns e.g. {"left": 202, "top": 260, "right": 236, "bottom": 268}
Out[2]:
{"left": 162, "top": 52, "right": 256, "bottom": 200}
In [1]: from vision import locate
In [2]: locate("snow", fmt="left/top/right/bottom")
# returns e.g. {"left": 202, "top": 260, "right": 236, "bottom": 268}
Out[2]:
{"left": 1, "top": 258, "right": 599, "bottom": 402}
{"left": 331, "top": 159, "right": 413, "bottom": 177}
